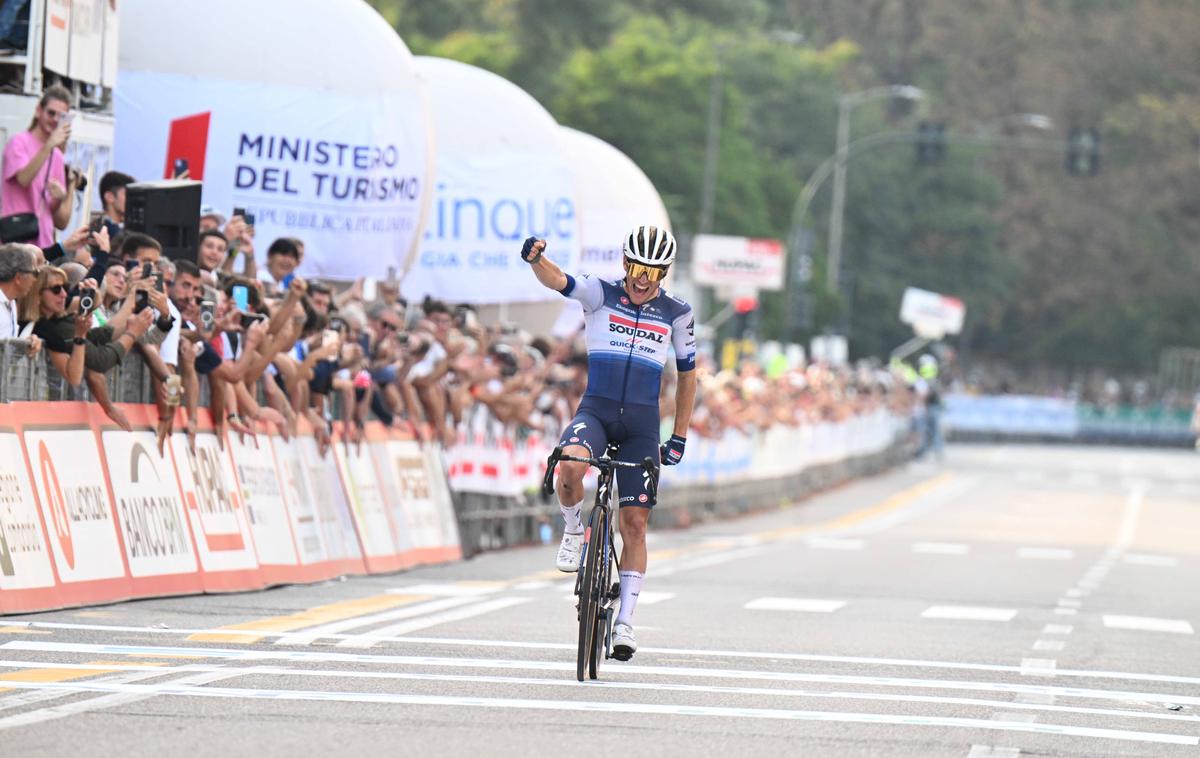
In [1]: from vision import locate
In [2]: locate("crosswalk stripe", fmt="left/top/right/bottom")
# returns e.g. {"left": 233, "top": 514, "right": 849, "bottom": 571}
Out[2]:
{"left": 275, "top": 596, "right": 482, "bottom": 646}
{"left": 185, "top": 594, "right": 432, "bottom": 644}
{"left": 336, "top": 597, "right": 532, "bottom": 648}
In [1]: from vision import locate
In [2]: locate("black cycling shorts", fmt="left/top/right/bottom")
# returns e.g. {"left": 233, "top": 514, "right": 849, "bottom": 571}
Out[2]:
{"left": 558, "top": 396, "right": 660, "bottom": 508}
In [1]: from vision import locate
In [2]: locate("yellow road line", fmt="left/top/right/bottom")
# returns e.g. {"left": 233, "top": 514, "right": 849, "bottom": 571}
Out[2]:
{"left": 185, "top": 593, "right": 433, "bottom": 644}
{"left": 0, "top": 663, "right": 126, "bottom": 693}
{"left": 0, "top": 627, "right": 51, "bottom": 635}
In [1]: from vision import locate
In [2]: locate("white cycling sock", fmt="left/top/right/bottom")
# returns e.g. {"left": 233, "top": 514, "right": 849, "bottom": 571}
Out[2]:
{"left": 560, "top": 500, "right": 583, "bottom": 534}
{"left": 616, "top": 570, "right": 643, "bottom": 626}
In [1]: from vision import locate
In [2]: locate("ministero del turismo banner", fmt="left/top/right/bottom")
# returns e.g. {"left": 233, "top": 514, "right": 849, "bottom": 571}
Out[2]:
{"left": 114, "top": 71, "right": 431, "bottom": 280}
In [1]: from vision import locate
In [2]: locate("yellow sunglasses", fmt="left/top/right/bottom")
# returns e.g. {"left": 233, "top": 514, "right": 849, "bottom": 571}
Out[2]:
{"left": 624, "top": 260, "right": 669, "bottom": 282}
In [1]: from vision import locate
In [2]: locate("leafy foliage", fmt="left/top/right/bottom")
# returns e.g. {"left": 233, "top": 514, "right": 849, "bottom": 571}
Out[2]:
{"left": 368, "top": 0, "right": 1200, "bottom": 372}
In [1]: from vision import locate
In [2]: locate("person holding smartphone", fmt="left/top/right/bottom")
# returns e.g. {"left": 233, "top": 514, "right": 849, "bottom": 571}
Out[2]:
{"left": 1, "top": 85, "right": 75, "bottom": 247}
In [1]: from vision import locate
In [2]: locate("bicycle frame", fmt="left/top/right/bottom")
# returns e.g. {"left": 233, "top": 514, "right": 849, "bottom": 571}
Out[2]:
{"left": 542, "top": 444, "right": 659, "bottom": 681}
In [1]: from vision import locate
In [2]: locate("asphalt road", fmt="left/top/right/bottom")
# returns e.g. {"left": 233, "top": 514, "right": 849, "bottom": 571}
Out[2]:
{"left": 0, "top": 443, "right": 1197, "bottom": 757}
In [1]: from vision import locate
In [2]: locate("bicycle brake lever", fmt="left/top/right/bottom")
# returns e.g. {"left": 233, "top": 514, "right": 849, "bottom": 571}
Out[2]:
{"left": 641, "top": 456, "right": 660, "bottom": 499}
{"left": 542, "top": 445, "right": 564, "bottom": 498}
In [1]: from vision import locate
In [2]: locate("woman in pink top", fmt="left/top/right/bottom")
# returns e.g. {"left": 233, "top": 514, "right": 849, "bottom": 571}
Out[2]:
{"left": 1, "top": 85, "right": 76, "bottom": 247}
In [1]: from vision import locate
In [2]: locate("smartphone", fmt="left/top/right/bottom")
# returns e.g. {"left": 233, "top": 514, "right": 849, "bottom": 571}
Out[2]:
{"left": 88, "top": 211, "right": 103, "bottom": 233}
{"left": 141, "top": 262, "right": 153, "bottom": 280}
{"left": 231, "top": 284, "right": 249, "bottom": 312}
{"left": 238, "top": 312, "right": 265, "bottom": 329}
{"left": 199, "top": 300, "right": 215, "bottom": 330}
{"left": 233, "top": 207, "right": 246, "bottom": 219}
{"left": 173, "top": 158, "right": 188, "bottom": 178}
{"left": 244, "top": 212, "right": 256, "bottom": 226}
{"left": 60, "top": 112, "right": 75, "bottom": 126}
{"left": 361, "top": 277, "right": 377, "bottom": 302}
{"left": 322, "top": 329, "right": 340, "bottom": 348}
{"left": 155, "top": 271, "right": 164, "bottom": 292}
{"left": 134, "top": 289, "right": 149, "bottom": 314}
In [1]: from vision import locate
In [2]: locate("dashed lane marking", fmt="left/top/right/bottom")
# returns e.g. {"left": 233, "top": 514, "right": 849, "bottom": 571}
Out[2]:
{"left": 1041, "top": 625, "right": 1073, "bottom": 635}
{"left": 1017, "top": 547, "right": 1074, "bottom": 560}
{"left": 185, "top": 593, "right": 433, "bottom": 644}
{"left": 1103, "top": 616, "right": 1194, "bottom": 635}
{"left": 745, "top": 598, "right": 847, "bottom": 613}
{"left": 921, "top": 606, "right": 1017, "bottom": 622}
{"left": 387, "top": 582, "right": 506, "bottom": 597}
{"left": 804, "top": 538, "right": 865, "bottom": 551}
{"left": 1122, "top": 554, "right": 1178, "bottom": 567}
{"left": 913, "top": 542, "right": 969, "bottom": 555}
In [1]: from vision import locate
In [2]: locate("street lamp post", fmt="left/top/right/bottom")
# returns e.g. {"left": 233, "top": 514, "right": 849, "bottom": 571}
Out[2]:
{"left": 825, "top": 85, "right": 924, "bottom": 296}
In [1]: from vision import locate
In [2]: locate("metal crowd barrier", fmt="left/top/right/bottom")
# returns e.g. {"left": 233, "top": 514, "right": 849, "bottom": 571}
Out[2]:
{"left": 452, "top": 436, "right": 916, "bottom": 559}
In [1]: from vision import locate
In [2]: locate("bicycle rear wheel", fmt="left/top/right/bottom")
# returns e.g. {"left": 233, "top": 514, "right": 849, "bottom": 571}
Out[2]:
{"left": 576, "top": 509, "right": 602, "bottom": 682}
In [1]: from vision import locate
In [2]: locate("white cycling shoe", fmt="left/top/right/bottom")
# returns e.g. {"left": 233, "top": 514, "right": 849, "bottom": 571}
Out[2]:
{"left": 555, "top": 531, "right": 584, "bottom": 572}
{"left": 611, "top": 622, "right": 636, "bottom": 661}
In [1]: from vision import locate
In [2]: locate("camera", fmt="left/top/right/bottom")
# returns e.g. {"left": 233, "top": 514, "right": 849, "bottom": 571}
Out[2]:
{"left": 239, "top": 312, "right": 266, "bottom": 330}
{"left": 72, "top": 286, "right": 95, "bottom": 312}
{"left": 67, "top": 165, "right": 87, "bottom": 193}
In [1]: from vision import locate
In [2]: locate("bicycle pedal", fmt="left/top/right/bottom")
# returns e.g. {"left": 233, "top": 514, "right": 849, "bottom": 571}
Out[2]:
{"left": 608, "top": 582, "right": 620, "bottom": 599}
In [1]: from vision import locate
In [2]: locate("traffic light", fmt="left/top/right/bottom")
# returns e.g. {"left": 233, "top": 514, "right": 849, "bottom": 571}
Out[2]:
{"left": 915, "top": 121, "right": 946, "bottom": 164}
{"left": 1066, "top": 127, "right": 1100, "bottom": 176}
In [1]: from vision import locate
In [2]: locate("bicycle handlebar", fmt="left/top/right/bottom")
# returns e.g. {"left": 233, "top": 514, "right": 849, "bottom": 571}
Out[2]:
{"left": 541, "top": 445, "right": 660, "bottom": 501}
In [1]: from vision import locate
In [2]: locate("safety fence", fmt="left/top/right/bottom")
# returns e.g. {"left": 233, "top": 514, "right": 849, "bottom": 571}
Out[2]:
{"left": 944, "top": 393, "right": 1194, "bottom": 446}
{"left": 0, "top": 402, "right": 461, "bottom": 615}
{"left": 445, "top": 410, "right": 913, "bottom": 557}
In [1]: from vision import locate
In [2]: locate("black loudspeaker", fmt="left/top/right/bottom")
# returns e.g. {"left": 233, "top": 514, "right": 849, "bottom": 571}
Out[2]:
{"left": 124, "top": 180, "right": 202, "bottom": 262}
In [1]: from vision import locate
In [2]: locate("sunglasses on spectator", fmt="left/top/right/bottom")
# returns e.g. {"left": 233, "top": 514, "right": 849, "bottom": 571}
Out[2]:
{"left": 43, "top": 284, "right": 66, "bottom": 295}
{"left": 624, "top": 260, "right": 669, "bottom": 282}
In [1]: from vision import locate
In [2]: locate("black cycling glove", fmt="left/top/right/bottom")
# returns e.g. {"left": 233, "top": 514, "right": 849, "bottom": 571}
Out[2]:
{"left": 520, "top": 236, "right": 543, "bottom": 263}
{"left": 660, "top": 434, "right": 686, "bottom": 466}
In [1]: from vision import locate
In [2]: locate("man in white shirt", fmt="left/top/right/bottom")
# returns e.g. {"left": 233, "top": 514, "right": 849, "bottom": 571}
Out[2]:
{"left": 0, "top": 242, "right": 42, "bottom": 354}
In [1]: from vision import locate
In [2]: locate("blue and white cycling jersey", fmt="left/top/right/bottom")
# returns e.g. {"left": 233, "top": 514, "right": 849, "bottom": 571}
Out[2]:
{"left": 560, "top": 273, "right": 696, "bottom": 407}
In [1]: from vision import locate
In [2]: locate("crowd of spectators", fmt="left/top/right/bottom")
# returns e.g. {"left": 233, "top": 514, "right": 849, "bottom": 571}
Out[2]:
{"left": 0, "top": 85, "right": 920, "bottom": 457}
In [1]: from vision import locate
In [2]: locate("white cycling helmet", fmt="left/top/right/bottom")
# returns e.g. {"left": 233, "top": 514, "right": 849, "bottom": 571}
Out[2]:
{"left": 622, "top": 225, "right": 677, "bottom": 266}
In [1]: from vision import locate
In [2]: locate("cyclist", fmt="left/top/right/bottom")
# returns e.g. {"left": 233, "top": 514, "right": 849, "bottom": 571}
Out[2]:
{"left": 520, "top": 226, "right": 697, "bottom": 661}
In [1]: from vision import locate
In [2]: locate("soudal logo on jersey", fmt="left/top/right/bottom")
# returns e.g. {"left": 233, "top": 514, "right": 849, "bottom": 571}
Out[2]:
{"left": 608, "top": 314, "right": 666, "bottom": 344}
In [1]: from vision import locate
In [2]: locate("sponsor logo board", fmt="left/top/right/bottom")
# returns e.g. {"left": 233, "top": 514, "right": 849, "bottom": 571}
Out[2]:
{"left": 0, "top": 432, "right": 56, "bottom": 590}
{"left": 334, "top": 444, "right": 396, "bottom": 558}
{"left": 227, "top": 434, "right": 299, "bottom": 567}
{"left": 101, "top": 432, "right": 198, "bottom": 577}
{"left": 170, "top": 432, "right": 257, "bottom": 572}
{"left": 271, "top": 437, "right": 327, "bottom": 566}
{"left": 24, "top": 430, "right": 125, "bottom": 582}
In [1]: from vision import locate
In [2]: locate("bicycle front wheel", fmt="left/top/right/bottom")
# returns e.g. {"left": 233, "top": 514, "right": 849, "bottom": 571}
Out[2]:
{"left": 576, "top": 511, "right": 603, "bottom": 682}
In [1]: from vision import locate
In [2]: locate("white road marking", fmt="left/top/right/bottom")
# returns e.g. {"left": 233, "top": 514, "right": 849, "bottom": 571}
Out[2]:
{"left": 1057, "top": 598, "right": 1082, "bottom": 608}
{"left": 275, "top": 596, "right": 481, "bottom": 646}
{"left": 1103, "top": 616, "right": 1194, "bottom": 635}
{"left": 1017, "top": 547, "right": 1074, "bottom": 560}
{"left": 656, "top": 546, "right": 767, "bottom": 576}
{"left": 0, "top": 678, "right": 1193, "bottom": 745}
{"left": 1020, "top": 658, "right": 1057, "bottom": 677}
{"left": 1113, "top": 486, "right": 1145, "bottom": 552}
{"left": 1041, "top": 625, "right": 1073, "bottom": 636}
{"left": 633, "top": 591, "right": 675, "bottom": 605}
{"left": 387, "top": 583, "right": 503, "bottom": 597}
{"left": 0, "top": 668, "right": 240, "bottom": 732}
{"left": 912, "top": 542, "right": 969, "bottom": 555}
{"left": 968, "top": 745, "right": 1020, "bottom": 757}
{"left": 1122, "top": 554, "right": 1178, "bottom": 567}
{"left": 1053, "top": 608, "right": 1078, "bottom": 616}
{"left": 3, "top": 658, "right": 1198, "bottom": 726}
{"left": 804, "top": 538, "right": 865, "bottom": 551}
{"left": 9, "top": 634, "right": 1200, "bottom": 687}
{"left": 745, "top": 597, "right": 847, "bottom": 613}
{"left": 1032, "top": 640, "right": 1065, "bottom": 652}
{"left": 1065, "top": 588, "right": 1087, "bottom": 598}
{"left": 921, "top": 606, "right": 1017, "bottom": 622}
{"left": 336, "top": 597, "right": 532, "bottom": 647}
{"left": 511, "top": 581, "right": 553, "bottom": 591}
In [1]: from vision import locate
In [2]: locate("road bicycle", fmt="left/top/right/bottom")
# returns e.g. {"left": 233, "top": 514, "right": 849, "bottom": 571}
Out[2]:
{"left": 543, "top": 443, "right": 659, "bottom": 681}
